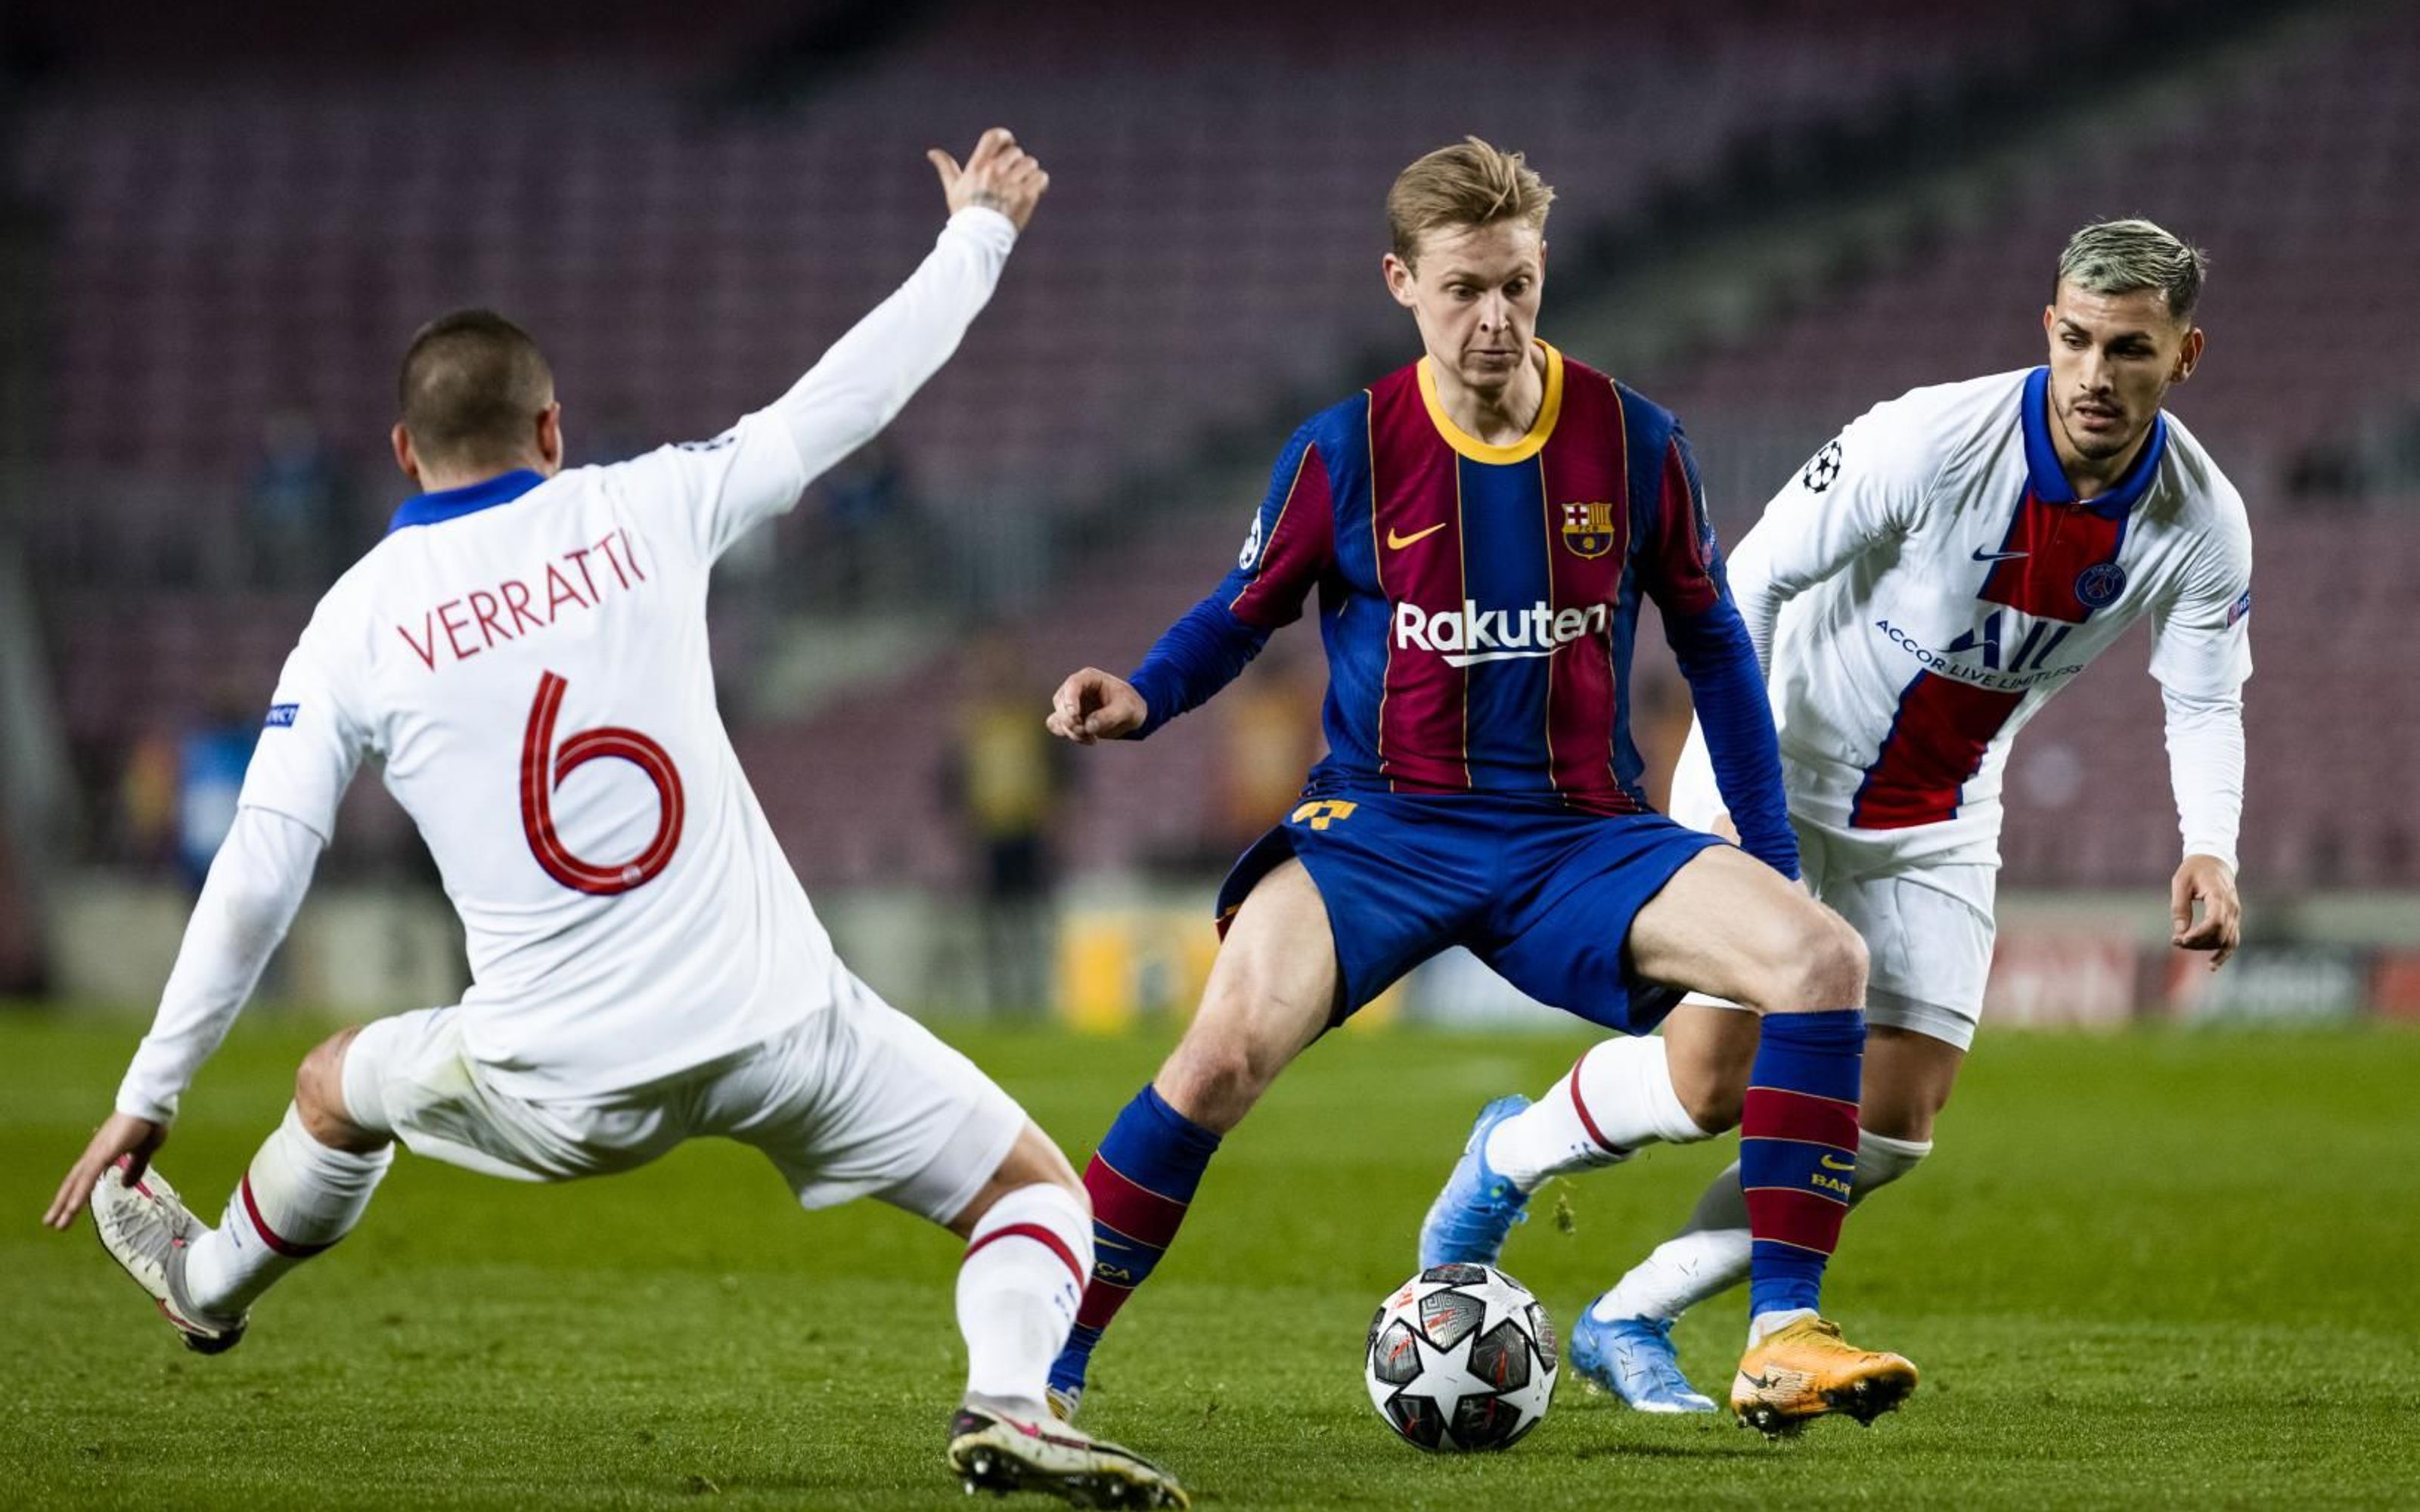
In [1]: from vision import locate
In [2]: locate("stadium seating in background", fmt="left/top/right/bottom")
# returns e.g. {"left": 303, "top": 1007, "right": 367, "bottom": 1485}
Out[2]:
{"left": 9, "top": 0, "right": 2114, "bottom": 540}
{"left": 9, "top": 0, "right": 2412, "bottom": 892}
{"left": 1652, "top": 3, "right": 2420, "bottom": 512}
{"left": 746, "top": 501, "right": 2420, "bottom": 894}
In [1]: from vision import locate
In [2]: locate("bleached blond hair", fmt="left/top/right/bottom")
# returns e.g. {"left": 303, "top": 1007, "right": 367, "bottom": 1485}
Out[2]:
{"left": 2056, "top": 218, "right": 2209, "bottom": 322}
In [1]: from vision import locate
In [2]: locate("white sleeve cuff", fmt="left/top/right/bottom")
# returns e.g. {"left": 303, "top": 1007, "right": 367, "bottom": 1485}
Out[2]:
{"left": 946, "top": 203, "right": 1019, "bottom": 247}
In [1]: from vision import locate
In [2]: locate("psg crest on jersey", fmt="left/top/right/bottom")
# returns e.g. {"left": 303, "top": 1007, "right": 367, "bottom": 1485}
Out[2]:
{"left": 1560, "top": 500, "right": 1616, "bottom": 559}
{"left": 2074, "top": 561, "right": 2128, "bottom": 609}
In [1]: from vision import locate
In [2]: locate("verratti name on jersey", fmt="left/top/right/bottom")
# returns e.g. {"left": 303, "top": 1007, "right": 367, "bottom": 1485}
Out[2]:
{"left": 395, "top": 526, "right": 653, "bottom": 673}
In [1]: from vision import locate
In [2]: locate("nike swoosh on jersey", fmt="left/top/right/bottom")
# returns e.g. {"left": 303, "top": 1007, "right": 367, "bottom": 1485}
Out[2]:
{"left": 1970, "top": 546, "right": 2030, "bottom": 562}
{"left": 1387, "top": 522, "right": 1448, "bottom": 550}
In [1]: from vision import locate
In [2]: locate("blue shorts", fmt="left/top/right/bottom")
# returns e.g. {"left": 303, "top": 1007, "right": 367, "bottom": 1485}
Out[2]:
{"left": 1215, "top": 792, "right": 1725, "bottom": 1034}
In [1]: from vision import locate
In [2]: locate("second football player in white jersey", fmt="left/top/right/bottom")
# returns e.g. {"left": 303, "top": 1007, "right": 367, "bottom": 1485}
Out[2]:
{"left": 41, "top": 129, "right": 1187, "bottom": 1508}
{"left": 1419, "top": 219, "right": 2250, "bottom": 1413}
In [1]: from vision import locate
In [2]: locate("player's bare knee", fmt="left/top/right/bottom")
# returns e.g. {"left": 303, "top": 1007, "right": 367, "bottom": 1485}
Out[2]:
{"left": 1159, "top": 1036, "right": 1266, "bottom": 1126}
{"left": 1659, "top": 1005, "right": 1758, "bottom": 1136}
{"left": 1160, "top": 1021, "right": 1291, "bottom": 1132}
{"left": 997, "top": 1123, "right": 1085, "bottom": 1207}
{"left": 1165, "top": 965, "right": 1320, "bottom": 1126}
{"left": 1758, "top": 906, "right": 1866, "bottom": 1014}
{"left": 954, "top": 1123, "right": 1089, "bottom": 1237}
{"left": 1816, "top": 913, "right": 1869, "bottom": 1005}
{"left": 1678, "top": 1080, "right": 1743, "bottom": 1136}
{"left": 293, "top": 1029, "right": 383, "bottom": 1153}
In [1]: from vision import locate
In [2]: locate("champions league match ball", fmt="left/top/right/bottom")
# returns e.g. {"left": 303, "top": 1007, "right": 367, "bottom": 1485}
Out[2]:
{"left": 1364, "top": 1263, "right": 1559, "bottom": 1452}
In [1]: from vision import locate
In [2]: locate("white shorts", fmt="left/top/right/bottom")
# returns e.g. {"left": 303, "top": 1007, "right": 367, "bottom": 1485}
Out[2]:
{"left": 340, "top": 987, "right": 1026, "bottom": 1225}
{"left": 1680, "top": 820, "right": 1997, "bottom": 1052}
{"left": 1798, "top": 823, "right": 1996, "bottom": 1052}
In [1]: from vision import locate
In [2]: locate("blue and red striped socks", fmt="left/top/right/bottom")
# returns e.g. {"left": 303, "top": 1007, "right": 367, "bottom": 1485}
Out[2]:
{"left": 1739, "top": 1009, "right": 1865, "bottom": 1323}
{"left": 1047, "top": 1086, "right": 1223, "bottom": 1399}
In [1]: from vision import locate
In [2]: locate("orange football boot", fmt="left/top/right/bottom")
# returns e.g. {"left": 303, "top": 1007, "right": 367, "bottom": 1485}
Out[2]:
{"left": 1730, "top": 1315, "right": 1918, "bottom": 1437}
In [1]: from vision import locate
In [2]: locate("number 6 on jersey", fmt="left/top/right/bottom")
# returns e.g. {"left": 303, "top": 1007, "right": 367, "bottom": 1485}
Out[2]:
{"left": 520, "top": 671, "right": 685, "bottom": 894}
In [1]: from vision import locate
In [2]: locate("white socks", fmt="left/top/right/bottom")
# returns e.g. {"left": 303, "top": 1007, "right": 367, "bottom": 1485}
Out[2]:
{"left": 1591, "top": 1129, "right": 1933, "bottom": 1325}
{"left": 184, "top": 1104, "right": 392, "bottom": 1317}
{"left": 1748, "top": 1307, "right": 1818, "bottom": 1346}
{"left": 1484, "top": 1036, "right": 1710, "bottom": 1192}
{"left": 957, "top": 1182, "right": 1091, "bottom": 1413}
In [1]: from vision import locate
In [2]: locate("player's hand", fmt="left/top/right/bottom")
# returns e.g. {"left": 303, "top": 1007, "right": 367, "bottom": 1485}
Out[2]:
{"left": 928, "top": 127, "right": 1049, "bottom": 233}
{"left": 44, "top": 1112, "right": 168, "bottom": 1230}
{"left": 1047, "top": 668, "right": 1146, "bottom": 745}
{"left": 2169, "top": 854, "right": 2241, "bottom": 969}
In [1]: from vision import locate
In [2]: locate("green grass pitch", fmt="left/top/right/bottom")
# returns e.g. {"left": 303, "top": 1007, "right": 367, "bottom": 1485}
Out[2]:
{"left": 2, "top": 1010, "right": 2416, "bottom": 1509}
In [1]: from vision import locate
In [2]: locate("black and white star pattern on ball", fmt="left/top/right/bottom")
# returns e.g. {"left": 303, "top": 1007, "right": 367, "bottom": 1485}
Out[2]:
{"left": 1400, "top": 1324, "right": 1494, "bottom": 1427}
{"left": 1801, "top": 437, "right": 1844, "bottom": 494}
{"left": 1364, "top": 1263, "right": 1559, "bottom": 1452}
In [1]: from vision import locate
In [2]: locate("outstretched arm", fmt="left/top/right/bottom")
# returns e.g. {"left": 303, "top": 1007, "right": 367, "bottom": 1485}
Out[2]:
{"left": 767, "top": 129, "right": 1047, "bottom": 481}
{"left": 47, "top": 609, "right": 365, "bottom": 1228}
{"left": 44, "top": 807, "right": 324, "bottom": 1227}
{"left": 635, "top": 129, "right": 1050, "bottom": 564}
{"left": 1047, "top": 425, "right": 1335, "bottom": 745}
{"left": 1047, "top": 602, "right": 1271, "bottom": 744}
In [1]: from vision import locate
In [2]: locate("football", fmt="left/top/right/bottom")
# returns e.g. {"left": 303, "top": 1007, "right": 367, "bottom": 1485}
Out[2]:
{"left": 1364, "top": 1263, "right": 1559, "bottom": 1452}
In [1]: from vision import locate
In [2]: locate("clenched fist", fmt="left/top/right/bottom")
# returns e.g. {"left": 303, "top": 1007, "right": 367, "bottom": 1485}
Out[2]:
{"left": 1047, "top": 668, "right": 1146, "bottom": 745}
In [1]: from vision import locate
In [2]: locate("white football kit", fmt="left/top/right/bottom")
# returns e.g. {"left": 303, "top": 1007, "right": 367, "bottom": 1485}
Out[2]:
{"left": 1670, "top": 367, "right": 2251, "bottom": 1047}
{"left": 116, "top": 208, "right": 1027, "bottom": 1221}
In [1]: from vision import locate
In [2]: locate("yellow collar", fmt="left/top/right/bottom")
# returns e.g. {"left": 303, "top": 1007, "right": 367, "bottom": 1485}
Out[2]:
{"left": 1416, "top": 341, "right": 1565, "bottom": 465}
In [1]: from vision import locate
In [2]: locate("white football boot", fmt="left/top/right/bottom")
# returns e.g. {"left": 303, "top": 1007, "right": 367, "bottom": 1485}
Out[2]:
{"left": 948, "top": 1400, "right": 1187, "bottom": 1508}
{"left": 88, "top": 1160, "right": 249, "bottom": 1354}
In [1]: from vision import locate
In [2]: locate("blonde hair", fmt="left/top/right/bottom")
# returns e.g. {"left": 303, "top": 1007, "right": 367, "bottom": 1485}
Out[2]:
{"left": 1386, "top": 136, "right": 1555, "bottom": 265}
{"left": 2057, "top": 218, "right": 2209, "bottom": 322}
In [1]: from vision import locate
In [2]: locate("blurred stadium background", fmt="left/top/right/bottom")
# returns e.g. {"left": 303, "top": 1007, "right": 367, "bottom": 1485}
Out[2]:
{"left": 0, "top": 0, "right": 2414, "bottom": 1038}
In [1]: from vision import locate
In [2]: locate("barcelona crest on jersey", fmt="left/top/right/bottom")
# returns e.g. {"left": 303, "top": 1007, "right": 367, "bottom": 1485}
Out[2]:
{"left": 1561, "top": 500, "right": 1616, "bottom": 559}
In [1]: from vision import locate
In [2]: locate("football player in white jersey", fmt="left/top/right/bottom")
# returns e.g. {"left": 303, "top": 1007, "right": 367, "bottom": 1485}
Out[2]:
{"left": 40, "top": 129, "right": 1188, "bottom": 1509}
{"left": 1419, "top": 218, "right": 2249, "bottom": 1413}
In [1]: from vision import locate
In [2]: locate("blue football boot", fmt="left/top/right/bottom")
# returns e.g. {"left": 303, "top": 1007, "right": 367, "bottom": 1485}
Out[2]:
{"left": 1417, "top": 1095, "right": 1533, "bottom": 1269}
{"left": 1568, "top": 1305, "right": 1717, "bottom": 1414}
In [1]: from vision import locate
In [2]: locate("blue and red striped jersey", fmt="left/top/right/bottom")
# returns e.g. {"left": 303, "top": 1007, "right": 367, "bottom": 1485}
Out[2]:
{"left": 1129, "top": 342, "right": 1790, "bottom": 863}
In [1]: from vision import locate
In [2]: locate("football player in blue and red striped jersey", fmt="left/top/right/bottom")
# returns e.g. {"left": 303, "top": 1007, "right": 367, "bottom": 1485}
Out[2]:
{"left": 1440, "top": 218, "right": 2249, "bottom": 1421}
{"left": 1041, "top": 138, "right": 1913, "bottom": 1436}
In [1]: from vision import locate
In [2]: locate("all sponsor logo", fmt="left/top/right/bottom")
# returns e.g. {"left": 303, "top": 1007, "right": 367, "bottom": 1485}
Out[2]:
{"left": 1876, "top": 616, "right": 2084, "bottom": 692}
{"left": 263, "top": 702, "right": 299, "bottom": 728}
